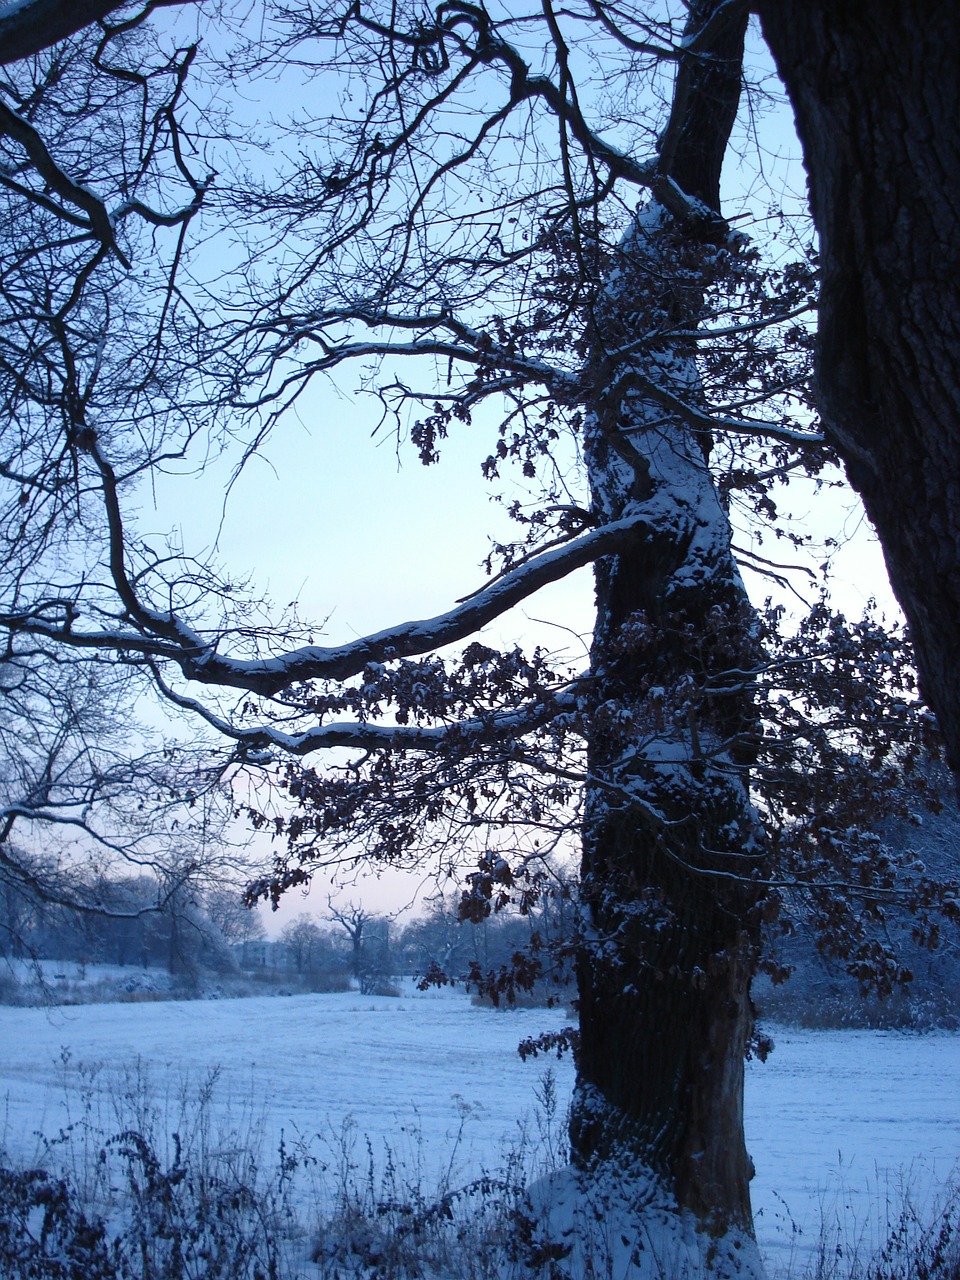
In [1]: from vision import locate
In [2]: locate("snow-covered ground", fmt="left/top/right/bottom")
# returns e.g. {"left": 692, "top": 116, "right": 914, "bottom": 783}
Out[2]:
{"left": 748, "top": 1027, "right": 960, "bottom": 1272}
{"left": 5, "top": 958, "right": 180, "bottom": 998}
{"left": 1, "top": 985, "right": 958, "bottom": 1276}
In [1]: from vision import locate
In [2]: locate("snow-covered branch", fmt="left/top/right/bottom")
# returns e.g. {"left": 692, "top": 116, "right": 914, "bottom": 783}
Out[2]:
{"left": 275, "top": 333, "right": 573, "bottom": 399}
{"left": 158, "top": 671, "right": 576, "bottom": 760}
{"left": 0, "top": 502, "right": 650, "bottom": 697}
{"left": 611, "top": 370, "right": 824, "bottom": 448}
{"left": 0, "top": 98, "right": 130, "bottom": 265}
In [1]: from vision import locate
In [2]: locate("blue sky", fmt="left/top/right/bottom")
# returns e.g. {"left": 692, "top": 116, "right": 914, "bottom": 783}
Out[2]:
{"left": 140, "top": 9, "right": 900, "bottom": 930}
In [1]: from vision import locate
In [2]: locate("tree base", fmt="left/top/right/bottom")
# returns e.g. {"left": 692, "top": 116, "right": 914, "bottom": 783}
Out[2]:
{"left": 520, "top": 1164, "right": 765, "bottom": 1279}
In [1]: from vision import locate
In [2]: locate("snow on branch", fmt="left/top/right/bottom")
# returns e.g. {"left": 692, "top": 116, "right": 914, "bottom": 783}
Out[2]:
{"left": 154, "top": 670, "right": 577, "bottom": 760}
{"left": 611, "top": 370, "right": 824, "bottom": 449}
{"left": 0, "top": 98, "right": 130, "bottom": 265}
{"left": 0, "top": 39, "right": 211, "bottom": 267}
{"left": 0, "top": 503, "right": 650, "bottom": 698}
{"left": 268, "top": 332, "right": 573, "bottom": 398}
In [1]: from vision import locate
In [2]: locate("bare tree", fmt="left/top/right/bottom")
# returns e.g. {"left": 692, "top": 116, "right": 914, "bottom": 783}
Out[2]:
{"left": 402, "top": 898, "right": 458, "bottom": 976}
{"left": 5, "top": 1, "right": 960, "bottom": 787}
{"left": 326, "top": 898, "right": 393, "bottom": 992}
{"left": 0, "top": 651, "right": 241, "bottom": 946}
{"left": 280, "top": 911, "right": 324, "bottom": 975}
{"left": 0, "top": 13, "right": 257, "bottom": 954}
{"left": 325, "top": 899, "right": 368, "bottom": 982}
{"left": 204, "top": 883, "right": 266, "bottom": 958}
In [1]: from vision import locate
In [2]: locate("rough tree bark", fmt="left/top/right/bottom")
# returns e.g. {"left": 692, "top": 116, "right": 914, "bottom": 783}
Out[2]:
{"left": 0, "top": 0, "right": 141, "bottom": 64}
{"left": 570, "top": 0, "right": 762, "bottom": 1232}
{"left": 757, "top": 1, "right": 960, "bottom": 775}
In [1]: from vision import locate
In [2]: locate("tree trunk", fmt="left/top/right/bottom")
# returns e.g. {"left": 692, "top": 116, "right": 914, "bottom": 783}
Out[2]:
{"left": 573, "top": 215, "right": 762, "bottom": 1229}
{"left": 757, "top": 1, "right": 960, "bottom": 776}
{"left": 569, "top": 1, "right": 762, "bottom": 1234}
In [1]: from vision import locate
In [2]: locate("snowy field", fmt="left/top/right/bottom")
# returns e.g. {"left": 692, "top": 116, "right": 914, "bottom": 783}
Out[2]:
{"left": 1, "top": 985, "right": 958, "bottom": 1276}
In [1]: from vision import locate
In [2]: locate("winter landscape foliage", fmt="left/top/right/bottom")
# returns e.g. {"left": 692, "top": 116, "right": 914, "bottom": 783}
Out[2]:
{"left": 1, "top": 0, "right": 960, "bottom": 1275}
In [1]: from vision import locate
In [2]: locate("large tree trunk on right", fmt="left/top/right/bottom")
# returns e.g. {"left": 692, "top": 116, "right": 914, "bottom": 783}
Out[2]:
{"left": 757, "top": 1, "right": 960, "bottom": 775}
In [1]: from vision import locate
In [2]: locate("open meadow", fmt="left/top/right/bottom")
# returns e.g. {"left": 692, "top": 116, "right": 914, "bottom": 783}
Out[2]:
{"left": 1, "top": 984, "right": 959, "bottom": 1276}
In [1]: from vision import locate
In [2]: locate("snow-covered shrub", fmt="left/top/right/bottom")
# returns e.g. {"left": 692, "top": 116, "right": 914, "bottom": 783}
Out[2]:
{"left": 0, "top": 1137, "right": 296, "bottom": 1279}
{"left": 803, "top": 1178, "right": 960, "bottom": 1280}
{"left": 0, "top": 1061, "right": 304, "bottom": 1279}
{"left": 753, "top": 971, "right": 960, "bottom": 1032}
{"left": 106, "top": 1128, "right": 289, "bottom": 1280}
{"left": 0, "top": 1166, "right": 119, "bottom": 1279}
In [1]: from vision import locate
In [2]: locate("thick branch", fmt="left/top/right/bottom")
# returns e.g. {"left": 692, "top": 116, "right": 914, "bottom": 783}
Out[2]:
{"left": 0, "top": 510, "right": 651, "bottom": 695}
{"left": 0, "top": 98, "right": 131, "bottom": 265}
{"left": 613, "top": 373, "right": 823, "bottom": 448}
{"left": 0, "top": 0, "right": 193, "bottom": 64}
{"left": 156, "top": 669, "right": 576, "bottom": 759}
{"left": 0, "top": 0, "right": 122, "bottom": 62}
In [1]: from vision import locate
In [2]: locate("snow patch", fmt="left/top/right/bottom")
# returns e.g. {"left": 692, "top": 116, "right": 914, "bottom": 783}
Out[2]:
{"left": 525, "top": 1164, "right": 764, "bottom": 1280}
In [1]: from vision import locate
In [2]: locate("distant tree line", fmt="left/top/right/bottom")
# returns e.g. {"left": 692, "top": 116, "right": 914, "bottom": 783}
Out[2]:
{"left": 268, "top": 881, "right": 577, "bottom": 1001}
{"left": 9, "top": 839, "right": 957, "bottom": 1026}
{"left": 0, "top": 856, "right": 263, "bottom": 978}
{"left": 0, "top": 854, "right": 576, "bottom": 998}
